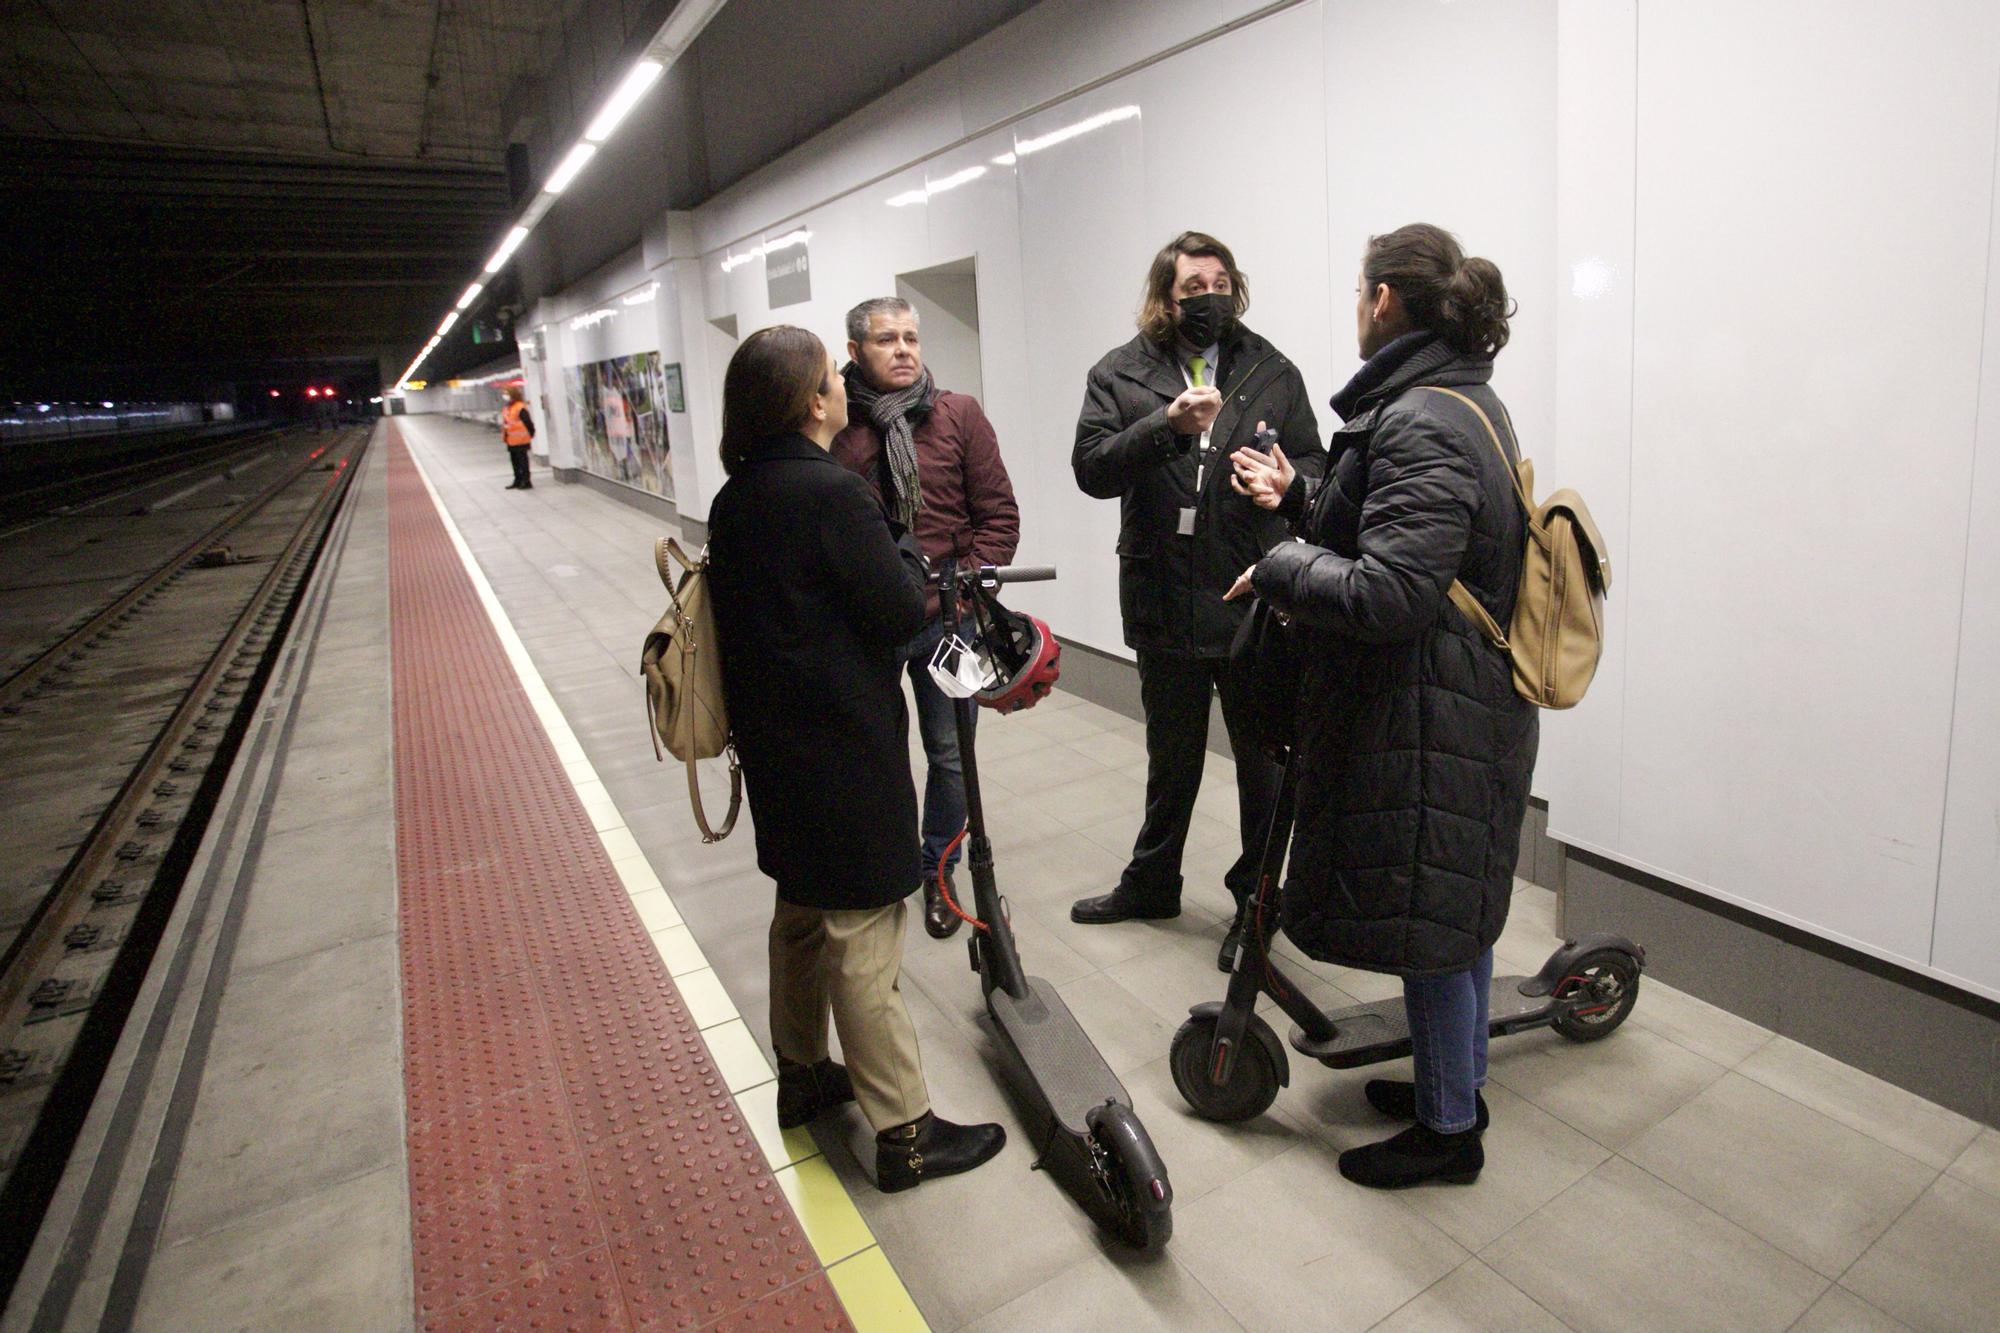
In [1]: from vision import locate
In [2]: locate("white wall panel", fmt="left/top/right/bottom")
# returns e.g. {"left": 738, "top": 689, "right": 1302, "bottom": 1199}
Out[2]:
{"left": 1323, "top": 0, "right": 1557, "bottom": 455}
{"left": 1540, "top": 0, "right": 1637, "bottom": 850}
{"left": 1934, "top": 107, "right": 2000, "bottom": 998}
{"left": 1619, "top": 0, "right": 2000, "bottom": 966}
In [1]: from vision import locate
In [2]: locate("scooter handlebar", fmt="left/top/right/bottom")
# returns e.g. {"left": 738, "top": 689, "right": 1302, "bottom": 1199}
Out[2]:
{"left": 984, "top": 564, "right": 1056, "bottom": 585}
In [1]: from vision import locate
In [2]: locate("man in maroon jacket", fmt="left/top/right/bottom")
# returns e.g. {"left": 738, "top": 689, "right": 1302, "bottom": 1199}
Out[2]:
{"left": 832, "top": 297, "right": 1020, "bottom": 940}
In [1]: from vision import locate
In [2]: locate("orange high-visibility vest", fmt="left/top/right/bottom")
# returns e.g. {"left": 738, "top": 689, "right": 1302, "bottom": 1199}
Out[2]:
{"left": 501, "top": 400, "right": 532, "bottom": 445}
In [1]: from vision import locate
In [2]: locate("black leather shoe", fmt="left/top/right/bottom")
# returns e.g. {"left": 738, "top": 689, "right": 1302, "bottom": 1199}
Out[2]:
{"left": 1338, "top": 1122, "right": 1483, "bottom": 1189}
{"left": 876, "top": 1112, "right": 1005, "bottom": 1193}
{"left": 505, "top": 481, "right": 523, "bottom": 490}
{"left": 1070, "top": 890, "right": 1180, "bottom": 924}
{"left": 776, "top": 1059, "right": 855, "bottom": 1129}
{"left": 1363, "top": 1079, "right": 1490, "bottom": 1133}
{"left": 923, "top": 876, "right": 962, "bottom": 939}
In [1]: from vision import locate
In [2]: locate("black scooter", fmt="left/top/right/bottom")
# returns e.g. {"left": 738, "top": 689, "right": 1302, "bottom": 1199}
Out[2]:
{"left": 934, "top": 559, "right": 1174, "bottom": 1251}
{"left": 1171, "top": 756, "right": 1645, "bottom": 1124}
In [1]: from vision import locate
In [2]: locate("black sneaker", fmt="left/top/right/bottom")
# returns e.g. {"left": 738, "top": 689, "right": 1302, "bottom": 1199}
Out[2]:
{"left": 1070, "top": 889, "right": 1180, "bottom": 924}
{"left": 1364, "top": 1079, "right": 1490, "bottom": 1132}
{"left": 776, "top": 1058, "right": 854, "bottom": 1129}
{"left": 1338, "top": 1122, "right": 1483, "bottom": 1189}
{"left": 875, "top": 1112, "right": 1005, "bottom": 1193}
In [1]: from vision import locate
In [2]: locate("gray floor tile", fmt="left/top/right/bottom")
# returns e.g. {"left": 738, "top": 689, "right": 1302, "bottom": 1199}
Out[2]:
{"left": 135, "top": 1165, "right": 411, "bottom": 1333}
{"left": 1172, "top": 1139, "right": 1468, "bottom": 1333}
{"left": 1841, "top": 1175, "right": 2000, "bottom": 1333}
{"left": 1789, "top": 1286, "right": 1916, "bottom": 1333}
{"left": 1486, "top": 1023, "right": 1726, "bottom": 1150}
{"left": 1482, "top": 1156, "right": 1825, "bottom": 1333}
{"left": 1947, "top": 1127, "right": 2000, "bottom": 1198}
{"left": 956, "top": 1252, "right": 1245, "bottom": 1333}
{"left": 1628, "top": 976, "right": 1775, "bottom": 1068}
{"left": 232, "top": 814, "right": 396, "bottom": 973}
{"left": 161, "top": 1064, "right": 403, "bottom": 1247}
{"left": 1116, "top": 1052, "right": 1308, "bottom": 1207}
{"left": 1738, "top": 1038, "right": 1981, "bottom": 1170}
{"left": 203, "top": 934, "right": 400, "bottom": 1099}
{"left": 1623, "top": 1072, "right": 1938, "bottom": 1277}
{"left": 1391, "top": 1083, "right": 1611, "bottom": 1253}
{"left": 1369, "top": 1258, "right": 1571, "bottom": 1333}
{"left": 1050, "top": 971, "right": 1178, "bottom": 1076}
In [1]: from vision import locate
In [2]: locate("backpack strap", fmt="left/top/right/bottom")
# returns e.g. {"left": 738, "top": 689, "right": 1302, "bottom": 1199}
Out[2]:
{"left": 1418, "top": 386, "right": 1533, "bottom": 518}
{"left": 1418, "top": 386, "right": 1527, "bottom": 651}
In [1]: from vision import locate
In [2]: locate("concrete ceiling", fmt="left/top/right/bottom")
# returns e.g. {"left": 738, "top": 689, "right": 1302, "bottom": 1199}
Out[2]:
{"left": 0, "top": 0, "right": 1040, "bottom": 395}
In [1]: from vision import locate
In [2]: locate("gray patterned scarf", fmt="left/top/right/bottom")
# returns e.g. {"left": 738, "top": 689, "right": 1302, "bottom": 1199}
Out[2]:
{"left": 842, "top": 362, "right": 935, "bottom": 532}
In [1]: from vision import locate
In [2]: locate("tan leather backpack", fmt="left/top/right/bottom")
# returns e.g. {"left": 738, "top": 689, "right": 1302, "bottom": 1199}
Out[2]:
{"left": 1423, "top": 387, "right": 1612, "bottom": 710}
{"left": 641, "top": 537, "right": 740, "bottom": 840}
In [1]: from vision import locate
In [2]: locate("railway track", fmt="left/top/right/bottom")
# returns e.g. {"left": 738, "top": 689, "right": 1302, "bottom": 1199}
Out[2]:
{"left": 0, "top": 425, "right": 370, "bottom": 1291}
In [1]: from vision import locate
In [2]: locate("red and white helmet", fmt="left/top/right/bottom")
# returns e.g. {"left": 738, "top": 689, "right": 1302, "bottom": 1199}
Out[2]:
{"left": 973, "top": 603, "right": 1061, "bottom": 713}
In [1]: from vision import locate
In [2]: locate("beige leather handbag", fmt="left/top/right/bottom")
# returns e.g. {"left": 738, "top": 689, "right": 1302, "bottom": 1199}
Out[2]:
{"left": 1423, "top": 387, "right": 1612, "bottom": 710}
{"left": 640, "top": 537, "right": 740, "bottom": 841}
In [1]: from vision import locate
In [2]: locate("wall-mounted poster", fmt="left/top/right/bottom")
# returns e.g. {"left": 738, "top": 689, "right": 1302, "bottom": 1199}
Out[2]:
{"left": 663, "top": 362, "right": 686, "bottom": 413}
{"left": 563, "top": 350, "right": 674, "bottom": 499}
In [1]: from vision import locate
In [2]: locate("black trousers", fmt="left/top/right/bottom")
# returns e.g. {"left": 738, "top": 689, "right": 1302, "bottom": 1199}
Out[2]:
{"left": 1121, "top": 648, "right": 1285, "bottom": 914}
{"left": 507, "top": 444, "right": 532, "bottom": 486}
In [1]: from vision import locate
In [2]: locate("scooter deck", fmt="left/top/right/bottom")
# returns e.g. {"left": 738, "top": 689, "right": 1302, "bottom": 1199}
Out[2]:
{"left": 988, "top": 976, "right": 1131, "bottom": 1136}
{"left": 1288, "top": 974, "right": 1549, "bottom": 1068}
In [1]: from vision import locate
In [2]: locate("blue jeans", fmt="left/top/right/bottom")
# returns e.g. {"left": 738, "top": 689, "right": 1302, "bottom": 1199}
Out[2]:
{"left": 1403, "top": 947, "right": 1494, "bottom": 1134}
{"left": 904, "top": 618, "right": 971, "bottom": 880}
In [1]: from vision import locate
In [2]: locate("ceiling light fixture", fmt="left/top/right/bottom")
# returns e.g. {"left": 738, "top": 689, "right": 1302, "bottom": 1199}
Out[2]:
{"left": 482, "top": 225, "right": 530, "bottom": 274}
{"left": 585, "top": 60, "right": 665, "bottom": 142}
{"left": 543, "top": 142, "right": 598, "bottom": 195}
{"left": 455, "top": 281, "right": 484, "bottom": 310}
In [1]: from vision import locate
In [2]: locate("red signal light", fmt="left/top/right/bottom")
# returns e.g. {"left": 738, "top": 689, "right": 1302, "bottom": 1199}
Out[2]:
{"left": 269, "top": 389, "right": 281, "bottom": 398}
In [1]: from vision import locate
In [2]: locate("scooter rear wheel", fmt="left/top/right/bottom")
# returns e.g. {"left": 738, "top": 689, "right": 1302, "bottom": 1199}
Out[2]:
{"left": 1086, "top": 1102, "right": 1172, "bottom": 1253}
{"left": 1170, "top": 1012, "right": 1282, "bottom": 1123}
{"left": 1551, "top": 948, "right": 1641, "bottom": 1041}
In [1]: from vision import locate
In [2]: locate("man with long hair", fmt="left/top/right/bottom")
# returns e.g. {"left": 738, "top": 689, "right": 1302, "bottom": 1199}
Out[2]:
{"left": 1070, "top": 232, "right": 1325, "bottom": 967}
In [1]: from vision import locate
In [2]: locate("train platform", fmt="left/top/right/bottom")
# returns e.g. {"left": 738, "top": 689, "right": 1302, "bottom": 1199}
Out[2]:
{"left": 8, "top": 414, "right": 1998, "bottom": 1333}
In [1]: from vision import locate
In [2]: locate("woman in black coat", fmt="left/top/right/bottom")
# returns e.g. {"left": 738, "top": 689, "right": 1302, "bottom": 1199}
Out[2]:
{"left": 704, "top": 325, "right": 1003, "bottom": 1192}
{"left": 1227, "top": 226, "right": 1537, "bottom": 1189}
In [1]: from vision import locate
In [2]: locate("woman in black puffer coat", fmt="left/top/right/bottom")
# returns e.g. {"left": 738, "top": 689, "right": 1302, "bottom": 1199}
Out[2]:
{"left": 1226, "top": 225, "right": 1536, "bottom": 1190}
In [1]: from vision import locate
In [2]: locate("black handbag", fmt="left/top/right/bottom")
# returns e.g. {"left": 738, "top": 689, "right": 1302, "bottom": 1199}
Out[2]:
{"left": 1229, "top": 595, "right": 1298, "bottom": 759}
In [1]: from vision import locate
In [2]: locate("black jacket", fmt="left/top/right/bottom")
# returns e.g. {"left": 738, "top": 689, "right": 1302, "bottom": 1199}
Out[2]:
{"left": 1253, "top": 334, "right": 1538, "bottom": 977}
{"left": 706, "top": 433, "right": 929, "bottom": 911}
{"left": 1074, "top": 328, "right": 1325, "bottom": 657}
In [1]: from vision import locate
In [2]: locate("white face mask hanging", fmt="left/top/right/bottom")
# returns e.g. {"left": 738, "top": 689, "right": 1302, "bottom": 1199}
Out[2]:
{"left": 928, "top": 633, "right": 995, "bottom": 699}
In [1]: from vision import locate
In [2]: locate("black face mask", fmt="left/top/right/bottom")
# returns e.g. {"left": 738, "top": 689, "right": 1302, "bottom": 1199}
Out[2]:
{"left": 1175, "top": 291, "right": 1237, "bottom": 349}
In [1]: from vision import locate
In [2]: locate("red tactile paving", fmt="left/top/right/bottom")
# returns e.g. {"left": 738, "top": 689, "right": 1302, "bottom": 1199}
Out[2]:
{"left": 384, "top": 429, "right": 855, "bottom": 1333}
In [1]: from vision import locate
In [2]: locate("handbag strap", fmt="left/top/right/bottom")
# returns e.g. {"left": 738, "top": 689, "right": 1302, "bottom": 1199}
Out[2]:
{"left": 687, "top": 749, "right": 742, "bottom": 842}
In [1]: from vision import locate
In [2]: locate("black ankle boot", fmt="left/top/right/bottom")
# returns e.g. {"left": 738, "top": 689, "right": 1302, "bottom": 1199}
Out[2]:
{"left": 923, "top": 876, "right": 962, "bottom": 940}
{"left": 1338, "top": 1122, "right": 1484, "bottom": 1189}
{"left": 875, "top": 1112, "right": 1006, "bottom": 1193}
{"left": 776, "top": 1059, "right": 854, "bottom": 1129}
{"left": 1363, "top": 1079, "right": 1490, "bottom": 1132}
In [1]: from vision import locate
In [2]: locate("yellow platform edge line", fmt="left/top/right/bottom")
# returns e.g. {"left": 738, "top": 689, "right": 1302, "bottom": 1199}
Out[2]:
{"left": 402, "top": 437, "right": 917, "bottom": 1332}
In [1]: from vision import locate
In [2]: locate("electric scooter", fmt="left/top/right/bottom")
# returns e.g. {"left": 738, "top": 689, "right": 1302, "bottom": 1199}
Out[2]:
{"left": 932, "top": 559, "right": 1174, "bottom": 1251}
{"left": 1171, "top": 755, "right": 1646, "bottom": 1124}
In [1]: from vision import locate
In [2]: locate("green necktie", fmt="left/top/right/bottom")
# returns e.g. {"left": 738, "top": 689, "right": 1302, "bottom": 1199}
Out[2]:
{"left": 1188, "top": 355, "right": 1208, "bottom": 387}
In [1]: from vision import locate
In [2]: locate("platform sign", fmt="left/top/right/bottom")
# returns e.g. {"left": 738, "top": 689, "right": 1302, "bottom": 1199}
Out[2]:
{"left": 663, "top": 363, "right": 685, "bottom": 413}
{"left": 766, "top": 239, "right": 811, "bottom": 308}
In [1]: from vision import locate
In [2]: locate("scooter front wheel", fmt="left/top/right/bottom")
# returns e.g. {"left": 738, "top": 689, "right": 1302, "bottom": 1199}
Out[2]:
{"left": 1171, "top": 1012, "right": 1282, "bottom": 1123}
{"left": 1085, "top": 1101, "right": 1172, "bottom": 1253}
{"left": 1551, "top": 948, "right": 1642, "bottom": 1042}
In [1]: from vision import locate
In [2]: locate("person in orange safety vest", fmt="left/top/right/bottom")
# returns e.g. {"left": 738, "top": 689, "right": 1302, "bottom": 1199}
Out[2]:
{"left": 501, "top": 386, "right": 536, "bottom": 490}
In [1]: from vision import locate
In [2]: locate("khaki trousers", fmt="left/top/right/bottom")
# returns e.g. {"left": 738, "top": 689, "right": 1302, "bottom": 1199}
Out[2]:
{"left": 768, "top": 898, "right": 930, "bottom": 1132}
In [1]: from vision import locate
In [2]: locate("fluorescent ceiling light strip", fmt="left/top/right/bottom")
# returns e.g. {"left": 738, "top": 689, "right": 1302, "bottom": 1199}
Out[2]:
{"left": 483, "top": 225, "right": 530, "bottom": 274}
{"left": 585, "top": 60, "right": 664, "bottom": 142}
{"left": 438, "top": 311, "right": 460, "bottom": 335}
{"left": 544, "top": 142, "right": 597, "bottom": 195}
{"left": 455, "top": 281, "right": 484, "bottom": 310}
